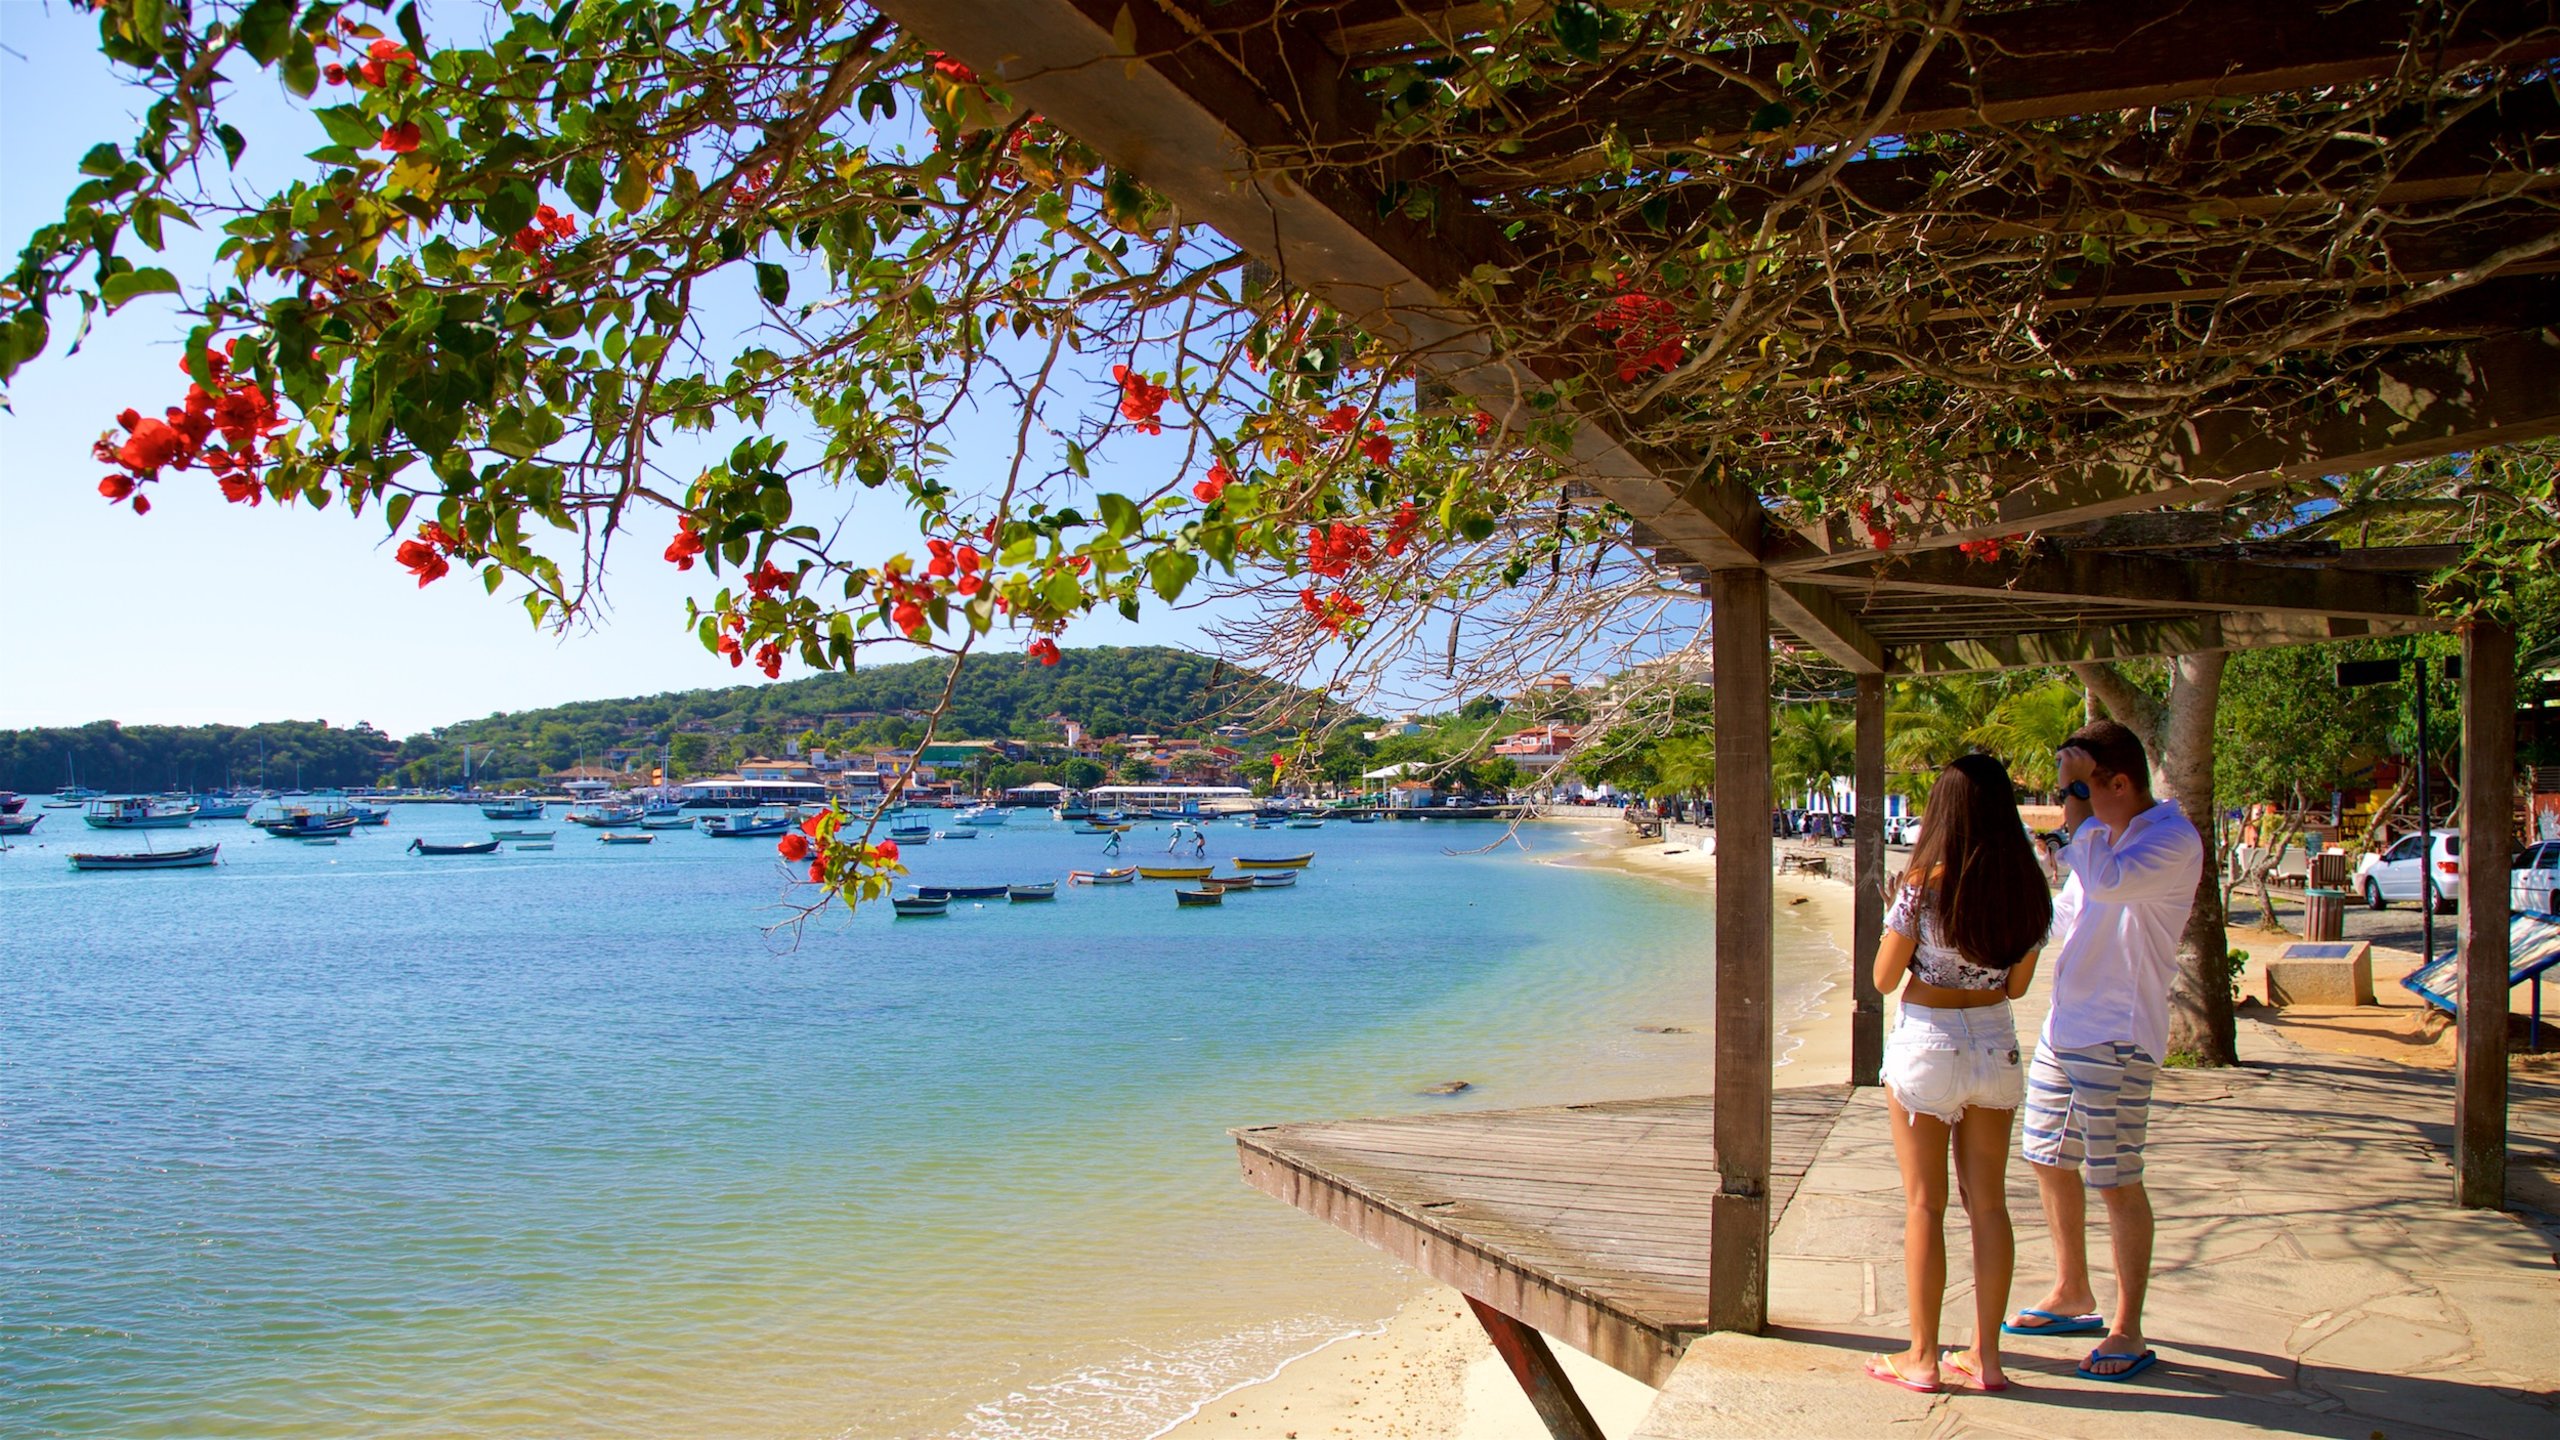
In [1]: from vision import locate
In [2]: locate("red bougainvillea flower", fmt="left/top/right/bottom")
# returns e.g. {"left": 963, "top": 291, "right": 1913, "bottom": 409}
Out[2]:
{"left": 117, "top": 418, "right": 185, "bottom": 473}
{"left": 394, "top": 538, "right": 450, "bottom": 587}
{"left": 1111, "top": 363, "right": 1170, "bottom": 435}
{"left": 1593, "top": 289, "right": 1685, "bottom": 381}
{"left": 132, "top": 495, "right": 151, "bottom": 515}
{"left": 1958, "top": 534, "right": 2024, "bottom": 563}
{"left": 217, "top": 475, "right": 260, "bottom": 505}
{"left": 927, "top": 51, "right": 979, "bottom": 83}
{"left": 1271, "top": 752, "right": 1288, "bottom": 770}
{"left": 755, "top": 642, "right": 784, "bottom": 679}
{"left": 98, "top": 474, "right": 136, "bottom": 502}
{"left": 956, "top": 573, "right": 985, "bottom": 598}
{"left": 1320, "top": 403, "right": 1361, "bottom": 435}
{"left": 664, "top": 520, "right": 706, "bottom": 570}
{"left": 1856, "top": 502, "right": 1894, "bottom": 551}
{"left": 716, "top": 632, "right": 745, "bottom": 667}
{"left": 1471, "top": 408, "right": 1497, "bottom": 438}
{"left": 892, "top": 600, "right": 926, "bottom": 635}
{"left": 379, "top": 121, "right": 423, "bottom": 154}
{"left": 1193, "top": 461, "right": 1235, "bottom": 503}
{"left": 745, "top": 560, "right": 796, "bottom": 597}
{"left": 1384, "top": 500, "right": 1424, "bottom": 558}
{"left": 876, "top": 839, "right": 901, "bottom": 863}
{"left": 1304, "top": 522, "right": 1374, "bottom": 579}
{"left": 1028, "top": 637, "right": 1061, "bottom": 666}
{"left": 926, "top": 538, "right": 958, "bottom": 578}
{"left": 777, "top": 831, "right": 811, "bottom": 862}
{"left": 1358, "top": 430, "right": 1395, "bottom": 466}
{"left": 324, "top": 63, "right": 348, "bottom": 85}
{"left": 355, "top": 39, "right": 415, "bottom": 88}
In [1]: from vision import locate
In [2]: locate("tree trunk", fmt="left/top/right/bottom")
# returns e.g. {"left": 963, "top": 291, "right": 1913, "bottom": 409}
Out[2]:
{"left": 2073, "top": 653, "right": 2239, "bottom": 1066}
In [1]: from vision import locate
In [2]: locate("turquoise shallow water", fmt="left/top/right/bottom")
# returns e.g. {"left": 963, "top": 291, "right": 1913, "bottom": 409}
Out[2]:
{"left": 0, "top": 808, "right": 1840, "bottom": 1438}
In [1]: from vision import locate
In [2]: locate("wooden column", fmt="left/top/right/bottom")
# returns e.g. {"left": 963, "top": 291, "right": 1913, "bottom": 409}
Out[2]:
{"left": 2456, "top": 620, "right": 2515, "bottom": 1208}
{"left": 1708, "top": 568, "right": 1773, "bottom": 1332}
{"left": 1852, "top": 673, "right": 1887, "bottom": 1089}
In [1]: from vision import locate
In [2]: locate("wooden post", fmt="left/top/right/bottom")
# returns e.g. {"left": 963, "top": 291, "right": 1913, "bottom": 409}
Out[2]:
{"left": 1852, "top": 673, "right": 1887, "bottom": 1089}
{"left": 1463, "top": 1298, "right": 1606, "bottom": 1440}
{"left": 1708, "top": 567, "right": 1773, "bottom": 1332}
{"left": 2456, "top": 620, "right": 2515, "bottom": 1208}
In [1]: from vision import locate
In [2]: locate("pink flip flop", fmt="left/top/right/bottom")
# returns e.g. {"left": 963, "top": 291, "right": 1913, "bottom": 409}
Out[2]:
{"left": 1865, "top": 1353, "right": 1942, "bottom": 1394}
{"left": 1941, "top": 1349, "right": 2010, "bottom": 1392}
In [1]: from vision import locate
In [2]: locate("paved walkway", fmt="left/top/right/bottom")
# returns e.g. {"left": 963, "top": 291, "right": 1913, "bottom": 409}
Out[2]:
{"left": 1633, "top": 1019, "right": 2560, "bottom": 1438}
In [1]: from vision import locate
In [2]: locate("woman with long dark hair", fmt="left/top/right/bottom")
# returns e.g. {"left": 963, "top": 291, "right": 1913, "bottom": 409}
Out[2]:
{"left": 1864, "top": 752, "right": 2053, "bottom": 1395}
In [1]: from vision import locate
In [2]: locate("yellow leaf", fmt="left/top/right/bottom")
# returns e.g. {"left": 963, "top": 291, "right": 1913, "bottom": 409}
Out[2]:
{"left": 385, "top": 155, "right": 439, "bottom": 198}
{"left": 1111, "top": 4, "right": 1137, "bottom": 54}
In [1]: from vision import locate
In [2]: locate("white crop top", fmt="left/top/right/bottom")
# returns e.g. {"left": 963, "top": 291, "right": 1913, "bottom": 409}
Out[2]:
{"left": 1885, "top": 883, "right": 2017, "bottom": 991}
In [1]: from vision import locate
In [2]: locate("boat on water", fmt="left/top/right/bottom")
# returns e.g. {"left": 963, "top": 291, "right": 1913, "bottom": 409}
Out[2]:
{"left": 1346, "top": 814, "right": 1378, "bottom": 824}
{"left": 1069, "top": 866, "right": 1137, "bottom": 885}
{"left": 408, "top": 838, "right": 501, "bottom": 856}
{"left": 888, "top": 821, "right": 936, "bottom": 839}
{"left": 891, "top": 895, "right": 950, "bottom": 917}
{"left": 1136, "top": 864, "right": 1214, "bottom": 880}
{"left": 1251, "top": 871, "right": 1299, "bottom": 888}
{"left": 639, "top": 814, "right": 694, "bottom": 830}
{"left": 346, "top": 802, "right": 393, "bottom": 826}
{"left": 918, "top": 883, "right": 1010, "bottom": 901}
{"left": 566, "top": 805, "right": 642, "bottom": 828}
{"left": 1286, "top": 818, "right": 1326, "bottom": 830}
{"left": 489, "top": 828, "right": 556, "bottom": 840}
{"left": 1175, "top": 887, "right": 1224, "bottom": 907}
{"left": 699, "top": 813, "right": 790, "bottom": 838}
{"left": 481, "top": 798, "right": 546, "bottom": 821}
{"left": 84, "top": 797, "right": 200, "bottom": 830}
{"left": 599, "top": 832, "right": 654, "bottom": 845}
{"left": 1204, "top": 874, "right": 1260, "bottom": 890}
{"left": 1233, "top": 852, "right": 1316, "bottom": 870}
{"left": 513, "top": 842, "right": 555, "bottom": 851}
{"left": 956, "top": 805, "right": 1009, "bottom": 826}
{"left": 254, "top": 809, "right": 359, "bottom": 838}
{"left": 1007, "top": 882, "right": 1057, "bottom": 902}
{"left": 68, "top": 843, "right": 220, "bottom": 871}
{"left": 1054, "top": 805, "right": 1094, "bottom": 822}
{"left": 941, "top": 825, "right": 978, "bottom": 840}
{"left": 190, "top": 794, "right": 256, "bottom": 820}
{"left": 1072, "top": 823, "right": 1129, "bottom": 835}
{"left": 0, "top": 813, "right": 42, "bottom": 836}
{"left": 0, "top": 792, "right": 22, "bottom": 815}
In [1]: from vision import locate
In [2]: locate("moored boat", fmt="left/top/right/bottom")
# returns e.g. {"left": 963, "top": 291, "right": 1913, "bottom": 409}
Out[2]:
{"left": 599, "top": 832, "right": 654, "bottom": 845}
{"left": 0, "top": 813, "right": 41, "bottom": 836}
{"left": 489, "top": 828, "right": 556, "bottom": 840}
{"left": 407, "top": 838, "right": 501, "bottom": 856}
{"left": 68, "top": 843, "right": 221, "bottom": 871}
{"left": 891, "top": 895, "right": 950, "bottom": 917}
{"left": 1251, "top": 870, "right": 1299, "bottom": 888}
{"left": 253, "top": 808, "right": 359, "bottom": 839}
{"left": 190, "top": 795, "right": 255, "bottom": 820}
{"left": 84, "top": 797, "right": 200, "bottom": 830}
{"left": 639, "top": 814, "right": 694, "bottom": 829}
{"left": 919, "top": 883, "right": 1010, "bottom": 901}
{"left": 513, "top": 842, "right": 555, "bottom": 851}
{"left": 942, "top": 825, "right": 978, "bottom": 840}
{"left": 1136, "top": 865, "right": 1214, "bottom": 880}
{"left": 1233, "top": 852, "right": 1315, "bottom": 869}
{"left": 1204, "top": 873, "right": 1260, "bottom": 890}
{"left": 699, "top": 813, "right": 790, "bottom": 837}
{"left": 0, "top": 792, "right": 22, "bottom": 815}
{"left": 1346, "top": 814, "right": 1377, "bottom": 824}
{"left": 1174, "top": 887, "right": 1224, "bottom": 907}
{"left": 1007, "top": 882, "right": 1058, "bottom": 902}
{"left": 1068, "top": 866, "right": 1137, "bottom": 885}
{"left": 346, "top": 803, "right": 393, "bottom": 825}
{"left": 566, "top": 804, "right": 642, "bottom": 828}
{"left": 481, "top": 798, "right": 546, "bottom": 821}
{"left": 1286, "top": 818, "right": 1326, "bottom": 830}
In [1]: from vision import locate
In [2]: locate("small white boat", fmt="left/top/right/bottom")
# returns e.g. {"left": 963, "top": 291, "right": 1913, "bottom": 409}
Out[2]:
{"left": 69, "top": 842, "right": 221, "bottom": 871}
{"left": 1251, "top": 871, "right": 1299, "bottom": 888}
{"left": 942, "top": 825, "right": 978, "bottom": 840}
{"left": 639, "top": 814, "right": 694, "bottom": 830}
{"left": 599, "top": 832, "right": 654, "bottom": 845}
{"left": 84, "top": 797, "right": 200, "bottom": 830}
{"left": 490, "top": 829, "right": 556, "bottom": 840}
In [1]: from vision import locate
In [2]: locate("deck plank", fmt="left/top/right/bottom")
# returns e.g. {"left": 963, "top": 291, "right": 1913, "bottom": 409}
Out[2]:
{"left": 1234, "top": 1085, "right": 1853, "bottom": 1386}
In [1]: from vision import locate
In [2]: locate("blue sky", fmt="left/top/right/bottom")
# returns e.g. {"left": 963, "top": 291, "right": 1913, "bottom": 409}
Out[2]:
{"left": 0, "top": 3, "right": 1219, "bottom": 737}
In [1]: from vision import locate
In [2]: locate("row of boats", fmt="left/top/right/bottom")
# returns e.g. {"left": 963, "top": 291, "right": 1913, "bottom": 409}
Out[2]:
{"left": 890, "top": 852, "right": 1316, "bottom": 916}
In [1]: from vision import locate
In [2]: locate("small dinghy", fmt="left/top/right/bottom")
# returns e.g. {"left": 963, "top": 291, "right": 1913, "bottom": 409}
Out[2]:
{"left": 1007, "top": 882, "right": 1058, "bottom": 902}
{"left": 639, "top": 815, "right": 694, "bottom": 830}
{"left": 1137, "top": 865, "right": 1214, "bottom": 880}
{"left": 1069, "top": 866, "right": 1137, "bottom": 885}
{"left": 891, "top": 895, "right": 950, "bottom": 918}
{"left": 599, "top": 832, "right": 654, "bottom": 845}
{"left": 1205, "top": 874, "right": 1260, "bottom": 890}
{"left": 1251, "top": 871, "right": 1299, "bottom": 888}
{"left": 1232, "top": 853, "right": 1315, "bottom": 870}
{"left": 408, "top": 838, "right": 501, "bottom": 856}
{"left": 1175, "top": 887, "right": 1224, "bottom": 907}
{"left": 68, "top": 843, "right": 221, "bottom": 871}
{"left": 919, "top": 883, "right": 1010, "bottom": 901}
{"left": 489, "top": 829, "right": 556, "bottom": 840}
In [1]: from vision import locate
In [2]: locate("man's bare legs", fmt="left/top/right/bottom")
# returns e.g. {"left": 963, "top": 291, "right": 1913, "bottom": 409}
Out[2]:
{"left": 2021, "top": 1160, "right": 2153, "bottom": 1370}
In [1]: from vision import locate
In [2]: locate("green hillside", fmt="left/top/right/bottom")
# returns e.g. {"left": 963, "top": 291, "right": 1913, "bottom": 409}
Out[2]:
{"left": 0, "top": 647, "right": 1297, "bottom": 792}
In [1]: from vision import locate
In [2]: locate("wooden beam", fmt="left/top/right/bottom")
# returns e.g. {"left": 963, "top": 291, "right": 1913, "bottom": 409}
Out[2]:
{"left": 1707, "top": 567, "right": 1773, "bottom": 1333}
{"left": 1463, "top": 0, "right": 2560, "bottom": 183}
{"left": 876, "top": 0, "right": 1771, "bottom": 567}
{"left": 1889, "top": 610, "right": 2446, "bottom": 674}
{"left": 1851, "top": 674, "right": 1886, "bottom": 1091}
{"left": 1770, "top": 581, "right": 1888, "bottom": 675}
{"left": 2456, "top": 619, "right": 2515, "bottom": 1209}
{"left": 1463, "top": 1298, "right": 1607, "bottom": 1440}
{"left": 1876, "top": 327, "right": 2560, "bottom": 549}
{"left": 1780, "top": 546, "right": 2436, "bottom": 623}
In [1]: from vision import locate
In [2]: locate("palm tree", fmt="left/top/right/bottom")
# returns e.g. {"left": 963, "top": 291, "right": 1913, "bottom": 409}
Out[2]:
{"left": 1773, "top": 706, "right": 1855, "bottom": 812}
{"left": 1967, "top": 679, "right": 2085, "bottom": 794}
{"left": 1649, "top": 734, "right": 1716, "bottom": 806}
{"left": 1886, "top": 679, "right": 2000, "bottom": 777}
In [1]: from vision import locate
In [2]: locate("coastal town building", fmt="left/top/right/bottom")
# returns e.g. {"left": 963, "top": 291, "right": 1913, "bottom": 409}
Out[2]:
{"left": 1491, "top": 724, "right": 1578, "bottom": 771}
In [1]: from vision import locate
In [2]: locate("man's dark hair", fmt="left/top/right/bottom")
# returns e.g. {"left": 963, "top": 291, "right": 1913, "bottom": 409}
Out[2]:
{"left": 2066, "top": 718, "right": 2151, "bottom": 795}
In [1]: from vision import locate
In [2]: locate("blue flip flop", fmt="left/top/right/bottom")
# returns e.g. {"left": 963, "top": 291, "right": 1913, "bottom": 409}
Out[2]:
{"left": 2077, "top": 1348, "right": 2159, "bottom": 1383}
{"left": 2002, "top": 1308, "right": 2105, "bottom": 1336}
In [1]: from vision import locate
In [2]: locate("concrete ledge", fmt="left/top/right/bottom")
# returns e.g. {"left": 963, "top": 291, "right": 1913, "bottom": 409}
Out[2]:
{"left": 2266, "top": 940, "right": 2376, "bottom": 1007}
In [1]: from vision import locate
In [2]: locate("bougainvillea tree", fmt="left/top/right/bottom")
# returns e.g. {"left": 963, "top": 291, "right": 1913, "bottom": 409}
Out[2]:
{"left": 8, "top": 1, "right": 2554, "bottom": 913}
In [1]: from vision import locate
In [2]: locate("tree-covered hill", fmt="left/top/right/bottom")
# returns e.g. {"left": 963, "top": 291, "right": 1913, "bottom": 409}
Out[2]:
{"left": 0, "top": 648, "right": 1296, "bottom": 792}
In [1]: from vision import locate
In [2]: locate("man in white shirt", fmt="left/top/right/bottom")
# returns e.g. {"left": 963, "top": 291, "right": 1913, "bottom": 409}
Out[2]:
{"left": 2006, "top": 720, "right": 2202, "bottom": 1384}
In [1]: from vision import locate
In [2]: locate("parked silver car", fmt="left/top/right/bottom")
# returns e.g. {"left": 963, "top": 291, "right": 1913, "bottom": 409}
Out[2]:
{"left": 2515, "top": 840, "right": 2560, "bottom": 918}
{"left": 2351, "top": 830, "right": 2462, "bottom": 911}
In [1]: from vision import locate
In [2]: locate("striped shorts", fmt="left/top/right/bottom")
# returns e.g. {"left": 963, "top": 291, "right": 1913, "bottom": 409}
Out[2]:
{"left": 2021, "top": 1041, "right": 2159, "bottom": 1189}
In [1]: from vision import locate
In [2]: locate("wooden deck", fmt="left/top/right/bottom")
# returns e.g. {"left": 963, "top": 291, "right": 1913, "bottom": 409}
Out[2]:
{"left": 1233, "top": 1085, "right": 1854, "bottom": 1387}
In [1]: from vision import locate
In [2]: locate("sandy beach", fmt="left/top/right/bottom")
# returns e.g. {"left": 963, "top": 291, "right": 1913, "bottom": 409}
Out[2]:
{"left": 1161, "top": 818, "right": 1858, "bottom": 1440}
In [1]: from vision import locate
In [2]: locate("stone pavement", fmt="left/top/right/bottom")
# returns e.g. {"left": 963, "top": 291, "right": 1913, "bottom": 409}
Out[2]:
{"left": 1632, "top": 1018, "right": 2560, "bottom": 1439}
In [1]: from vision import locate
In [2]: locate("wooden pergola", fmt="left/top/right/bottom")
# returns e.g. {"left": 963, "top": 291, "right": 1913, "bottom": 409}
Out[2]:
{"left": 878, "top": 1, "right": 2550, "bottom": 1428}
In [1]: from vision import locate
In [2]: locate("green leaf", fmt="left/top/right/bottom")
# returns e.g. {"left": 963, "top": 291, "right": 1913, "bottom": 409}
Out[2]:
{"left": 565, "top": 158, "right": 605, "bottom": 215}
{"left": 237, "top": 0, "right": 294, "bottom": 64}
{"left": 482, "top": 179, "right": 539, "bottom": 237}
{"left": 314, "top": 106, "right": 379, "bottom": 150}
{"left": 758, "top": 485, "right": 792, "bottom": 523}
{"left": 282, "top": 31, "right": 318, "bottom": 97}
{"left": 1096, "top": 492, "right": 1140, "bottom": 537}
{"left": 396, "top": 3, "right": 429, "bottom": 64}
{"left": 216, "top": 123, "right": 248, "bottom": 167}
{"left": 1063, "top": 440, "right": 1089, "bottom": 477}
{"left": 1748, "top": 101, "right": 1794, "bottom": 134}
{"left": 78, "top": 144, "right": 122, "bottom": 177}
{"left": 753, "top": 261, "right": 789, "bottom": 306}
{"left": 1551, "top": 1, "right": 1603, "bottom": 61}
{"left": 385, "top": 492, "right": 414, "bottom": 534}
{"left": 100, "top": 267, "right": 181, "bottom": 311}
{"left": 612, "top": 160, "right": 652, "bottom": 214}
{"left": 1043, "top": 569, "right": 1083, "bottom": 612}
{"left": 1147, "top": 549, "right": 1198, "bottom": 602}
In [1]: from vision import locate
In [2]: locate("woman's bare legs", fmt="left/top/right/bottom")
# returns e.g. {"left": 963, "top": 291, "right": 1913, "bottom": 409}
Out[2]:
{"left": 1948, "top": 1105, "right": 2016, "bottom": 1386}
{"left": 1882, "top": 1090, "right": 1951, "bottom": 1384}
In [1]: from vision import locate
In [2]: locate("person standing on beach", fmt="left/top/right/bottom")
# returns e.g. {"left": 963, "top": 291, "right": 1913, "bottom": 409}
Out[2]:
{"left": 2006, "top": 720, "right": 2203, "bottom": 1384}
{"left": 1865, "top": 754, "right": 2052, "bottom": 1395}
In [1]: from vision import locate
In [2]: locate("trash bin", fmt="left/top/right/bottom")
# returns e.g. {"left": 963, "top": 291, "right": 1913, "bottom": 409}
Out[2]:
{"left": 2305, "top": 887, "right": 2347, "bottom": 942}
{"left": 2308, "top": 851, "right": 2347, "bottom": 890}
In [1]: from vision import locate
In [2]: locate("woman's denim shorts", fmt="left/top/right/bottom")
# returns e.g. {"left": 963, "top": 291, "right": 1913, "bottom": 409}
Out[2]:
{"left": 1883, "top": 998, "right": 2024, "bottom": 1124}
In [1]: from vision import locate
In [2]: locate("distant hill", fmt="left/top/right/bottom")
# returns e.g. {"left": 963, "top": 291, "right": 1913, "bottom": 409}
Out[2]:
{"left": 0, "top": 647, "right": 1298, "bottom": 792}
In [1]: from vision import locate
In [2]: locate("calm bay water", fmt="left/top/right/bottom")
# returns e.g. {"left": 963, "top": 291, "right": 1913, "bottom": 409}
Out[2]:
{"left": 1, "top": 808, "right": 1839, "bottom": 1438}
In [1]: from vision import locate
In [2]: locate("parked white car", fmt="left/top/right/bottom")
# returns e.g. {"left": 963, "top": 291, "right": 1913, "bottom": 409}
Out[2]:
{"left": 2514, "top": 840, "right": 2560, "bottom": 918}
{"left": 2352, "top": 830, "right": 2462, "bottom": 911}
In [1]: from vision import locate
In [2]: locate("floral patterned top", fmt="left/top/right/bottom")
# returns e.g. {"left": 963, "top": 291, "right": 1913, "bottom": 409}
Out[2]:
{"left": 1885, "top": 883, "right": 2020, "bottom": 991}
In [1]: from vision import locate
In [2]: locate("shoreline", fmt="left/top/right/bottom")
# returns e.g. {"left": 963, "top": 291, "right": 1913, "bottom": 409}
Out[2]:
{"left": 1159, "top": 818, "right": 1861, "bottom": 1440}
